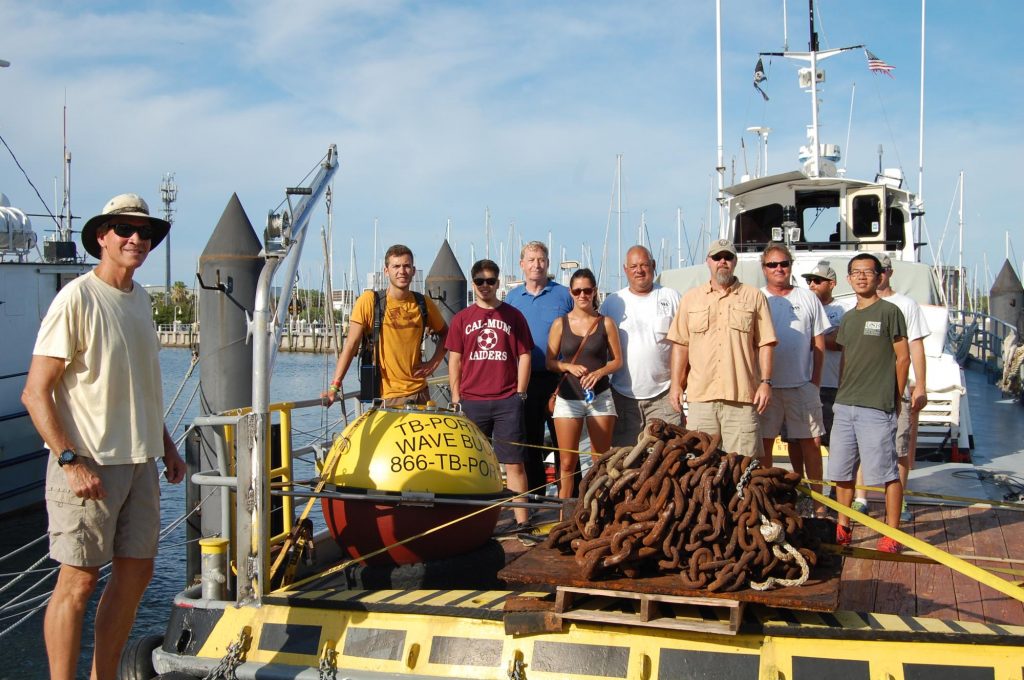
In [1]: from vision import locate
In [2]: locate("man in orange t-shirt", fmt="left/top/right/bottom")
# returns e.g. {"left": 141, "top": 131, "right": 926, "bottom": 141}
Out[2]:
{"left": 325, "top": 244, "right": 448, "bottom": 406}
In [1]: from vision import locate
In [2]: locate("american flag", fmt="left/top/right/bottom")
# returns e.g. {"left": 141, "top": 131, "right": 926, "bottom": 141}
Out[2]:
{"left": 865, "top": 49, "right": 895, "bottom": 78}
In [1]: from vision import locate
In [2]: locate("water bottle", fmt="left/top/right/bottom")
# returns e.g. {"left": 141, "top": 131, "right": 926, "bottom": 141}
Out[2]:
{"left": 584, "top": 388, "right": 595, "bottom": 404}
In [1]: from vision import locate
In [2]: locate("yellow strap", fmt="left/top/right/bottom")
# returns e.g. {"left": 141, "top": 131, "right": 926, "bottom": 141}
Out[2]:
{"left": 804, "top": 478, "right": 1024, "bottom": 512}
{"left": 805, "top": 487, "right": 1024, "bottom": 603}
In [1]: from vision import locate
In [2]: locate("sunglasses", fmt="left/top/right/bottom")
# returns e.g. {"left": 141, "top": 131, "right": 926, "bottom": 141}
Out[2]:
{"left": 571, "top": 287, "right": 595, "bottom": 296}
{"left": 805, "top": 277, "right": 829, "bottom": 284}
{"left": 764, "top": 260, "right": 792, "bottom": 269}
{"left": 473, "top": 277, "right": 498, "bottom": 287}
{"left": 710, "top": 253, "right": 735, "bottom": 262}
{"left": 109, "top": 223, "right": 155, "bottom": 240}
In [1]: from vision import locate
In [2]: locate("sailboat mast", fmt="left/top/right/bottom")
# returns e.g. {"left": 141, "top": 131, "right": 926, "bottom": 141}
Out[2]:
{"left": 807, "top": 0, "right": 822, "bottom": 178}
{"left": 916, "top": 0, "right": 927, "bottom": 251}
{"left": 714, "top": 0, "right": 725, "bottom": 236}
{"left": 957, "top": 170, "right": 964, "bottom": 311}
{"left": 61, "top": 104, "right": 73, "bottom": 242}
{"left": 676, "top": 208, "right": 682, "bottom": 268}
{"left": 616, "top": 153, "right": 623, "bottom": 289}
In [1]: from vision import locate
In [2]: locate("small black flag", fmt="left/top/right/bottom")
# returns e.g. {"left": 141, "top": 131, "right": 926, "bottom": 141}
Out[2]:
{"left": 753, "top": 58, "right": 769, "bottom": 101}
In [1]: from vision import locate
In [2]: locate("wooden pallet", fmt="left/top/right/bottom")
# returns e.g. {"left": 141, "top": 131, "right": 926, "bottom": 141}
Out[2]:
{"left": 555, "top": 586, "right": 745, "bottom": 635}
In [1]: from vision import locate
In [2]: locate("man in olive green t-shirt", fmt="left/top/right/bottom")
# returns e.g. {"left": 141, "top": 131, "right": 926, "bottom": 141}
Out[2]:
{"left": 827, "top": 254, "right": 910, "bottom": 553}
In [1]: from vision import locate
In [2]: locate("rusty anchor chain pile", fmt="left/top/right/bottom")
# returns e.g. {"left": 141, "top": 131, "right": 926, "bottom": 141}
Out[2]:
{"left": 542, "top": 419, "right": 818, "bottom": 592}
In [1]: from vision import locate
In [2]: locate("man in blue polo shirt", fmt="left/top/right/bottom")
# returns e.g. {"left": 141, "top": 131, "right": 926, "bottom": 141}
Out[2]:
{"left": 506, "top": 241, "right": 573, "bottom": 496}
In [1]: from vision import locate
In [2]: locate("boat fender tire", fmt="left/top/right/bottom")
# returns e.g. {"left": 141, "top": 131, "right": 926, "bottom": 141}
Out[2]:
{"left": 154, "top": 674, "right": 199, "bottom": 679}
{"left": 117, "top": 634, "right": 163, "bottom": 680}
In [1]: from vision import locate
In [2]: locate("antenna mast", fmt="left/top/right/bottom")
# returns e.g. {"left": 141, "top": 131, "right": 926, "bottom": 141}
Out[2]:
{"left": 159, "top": 173, "right": 178, "bottom": 294}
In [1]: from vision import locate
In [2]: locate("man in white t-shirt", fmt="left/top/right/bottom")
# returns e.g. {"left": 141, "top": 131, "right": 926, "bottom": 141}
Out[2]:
{"left": 759, "top": 245, "right": 829, "bottom": 510}
{"left": 22, "top": 193, "right": 186, "bottom": 680}
{"left": 801, "top": 260, "right": 855, "bottom": 445}
{"left": 602, "top": 245, "right": 682, "bottom": 446}
{"left": 851, "top": 253, "right": 929, "bottom": 521}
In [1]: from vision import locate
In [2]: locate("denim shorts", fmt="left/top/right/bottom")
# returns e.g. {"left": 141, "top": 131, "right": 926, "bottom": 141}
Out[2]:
{"left": 553, "top": 389, "right": 616, "bottom": 419}
{"left": 827, "top": 403, "right": 899, "bottom": 486}
{"left": 459, "top": 395, "right": 526, "bottom": 464}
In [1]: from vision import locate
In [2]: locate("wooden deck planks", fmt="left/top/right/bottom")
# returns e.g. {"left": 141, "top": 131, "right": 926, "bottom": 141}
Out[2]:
{"left": 911, "top": 504, "right": 959, "bottom": 619}
{"left": 836, "top": 502, "right": 1024, "bottom": 625}
{"left": 941, "top": 505, "right": 987, "bottom": 622}
{"left": 838, "top": 502, "right": 881, "bottom": 612}
{"left": 968, "top": 506, "right": 1024, "bottom": 625}
{"left": 873, "top": 503, "right": 916, "bottom": 617}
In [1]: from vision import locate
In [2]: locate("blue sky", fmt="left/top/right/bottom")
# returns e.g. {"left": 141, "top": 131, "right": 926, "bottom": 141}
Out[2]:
{"left": 1, "top": 1, "right": 1020, "bottom": 293}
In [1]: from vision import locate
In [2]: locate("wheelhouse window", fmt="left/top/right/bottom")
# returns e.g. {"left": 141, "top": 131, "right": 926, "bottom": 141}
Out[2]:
{"left": 734, "top": 203, "right": 782, "bottom": 252}
{"left": 796, "top": 190, "right": 841, "bottom": 248}
{"left": 851, "top": 194, "right": 882, "bottom": 237}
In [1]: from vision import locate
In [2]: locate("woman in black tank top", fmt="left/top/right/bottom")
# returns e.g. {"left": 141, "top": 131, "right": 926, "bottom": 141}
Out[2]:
{"left": 545, "top": 269, "right": 623, "bottom": 500}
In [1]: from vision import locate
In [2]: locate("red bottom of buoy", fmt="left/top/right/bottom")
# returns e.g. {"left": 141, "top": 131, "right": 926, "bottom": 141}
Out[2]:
{"left": 322, "top": 490, "right": 503, "bottom": 566}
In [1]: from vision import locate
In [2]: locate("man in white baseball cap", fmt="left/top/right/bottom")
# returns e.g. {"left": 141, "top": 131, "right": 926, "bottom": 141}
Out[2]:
{"left": 23, "top": 193, "right": 184, "bottom": 680}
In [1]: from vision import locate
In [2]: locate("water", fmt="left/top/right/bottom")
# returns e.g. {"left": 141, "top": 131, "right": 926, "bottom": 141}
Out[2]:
{"left": 0, "top": 348, "right": 348, "bottom": 679}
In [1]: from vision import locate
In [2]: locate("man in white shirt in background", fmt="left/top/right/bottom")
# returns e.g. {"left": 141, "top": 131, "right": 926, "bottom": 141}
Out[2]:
{"left": 758, "top": 245, "right": 829, "bottom": 513}
{"left": 602, "top": 245, "right": 682, "bottom": 446}
{"left": 802, "top": 260, "right": 855, "bottom": 447}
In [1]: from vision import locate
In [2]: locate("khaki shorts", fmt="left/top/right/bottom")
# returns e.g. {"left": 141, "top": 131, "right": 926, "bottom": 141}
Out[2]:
{"left": 895, "top": 397, "right": 916, "bottom": 457}
{"left": 760, "top": 382, "right": 825, "bottom": 440}
{"left": 686, "top": 400, "right": 763, "bottom": 458}
{"left": 46, "top": 456, "right": 161, "bottom": 567}
{"left": 611, "top": 389, "right": 682, "bottom": 447}
{"left": 384, "top": 386, "right": 430, "bottom": 408}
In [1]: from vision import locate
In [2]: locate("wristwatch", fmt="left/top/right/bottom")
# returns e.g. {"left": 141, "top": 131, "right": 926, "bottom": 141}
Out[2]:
{"left": 517, "top": 392, "right": 528, "bottom": 402}
{"left": 57, "top": 449, "right": 78, "bottom": 467}
{"left": 760, "top": 379, "right": 773, "bottom": 386}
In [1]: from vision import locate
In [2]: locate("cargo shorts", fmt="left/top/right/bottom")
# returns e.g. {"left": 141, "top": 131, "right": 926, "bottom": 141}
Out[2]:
{"left": 45, "top": 455, "right": 161, "bottom": 567}
{"left": 686, "top": 400, "right": 763, "bottom": 458}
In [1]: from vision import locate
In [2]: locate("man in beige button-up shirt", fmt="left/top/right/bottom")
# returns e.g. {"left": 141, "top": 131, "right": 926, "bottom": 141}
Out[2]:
{"left": 668, "top": 239, "right": 776, "bottom": 462}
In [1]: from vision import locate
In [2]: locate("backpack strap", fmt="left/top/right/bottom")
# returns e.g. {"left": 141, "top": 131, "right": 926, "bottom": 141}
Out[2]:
{"left": 412, "top": 291, "right": 433, "bottom": 339}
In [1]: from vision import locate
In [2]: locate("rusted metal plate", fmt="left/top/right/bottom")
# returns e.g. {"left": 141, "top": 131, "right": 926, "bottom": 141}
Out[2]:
{"left": 499, "top": 544, "right": 842, "bottom": 612}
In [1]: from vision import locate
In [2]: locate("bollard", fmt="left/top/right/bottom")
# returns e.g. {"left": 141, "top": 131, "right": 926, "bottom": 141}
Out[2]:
{"left": 199, "top": 537, "right": 230, "bottom": 601}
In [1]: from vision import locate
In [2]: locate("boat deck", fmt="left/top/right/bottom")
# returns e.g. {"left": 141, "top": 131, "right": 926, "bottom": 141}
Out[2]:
{"left": 841, "top": 503, "right": 1024, "bottom": 625}
{"left": 839, "top": 365, "right": 1024, "bottom": 626}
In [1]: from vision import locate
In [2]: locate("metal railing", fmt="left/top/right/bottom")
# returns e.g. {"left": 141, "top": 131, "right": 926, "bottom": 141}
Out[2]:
{"left": 948, "top": 309, "right": 1018, "bottom": 373}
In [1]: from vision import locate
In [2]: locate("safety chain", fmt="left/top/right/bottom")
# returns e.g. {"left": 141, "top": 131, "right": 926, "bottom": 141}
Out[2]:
{"left": 203, "top": 627, "right": 250, "bottom": 680}
{"left": 543, "top": 419, "right": 818, "bottom": 591}
{"left": 318, "top": 640, "right": 338, "bottom": 680}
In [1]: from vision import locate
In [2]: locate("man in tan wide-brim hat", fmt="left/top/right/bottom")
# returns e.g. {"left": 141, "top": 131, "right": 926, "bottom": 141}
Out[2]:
{"left": 22, "top": 193, "right": 185, "bottom": 680}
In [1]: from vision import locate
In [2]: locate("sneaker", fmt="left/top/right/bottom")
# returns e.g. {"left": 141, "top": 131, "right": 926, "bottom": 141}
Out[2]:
{"left": 899, "top": 501, "right": 912, "bottom": 523}
{"left": 877, "top": 536, "right": 902, "bottom": 553}
{"left": 835, "top": 524, "right": 853, "bottom": 546}
{"left": 495, "top": 521, "right": 532, "bottom": 536}
{"left": 850, "top": 499, "right": 869, "bottom": 514}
